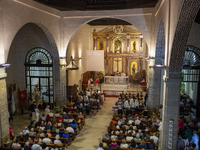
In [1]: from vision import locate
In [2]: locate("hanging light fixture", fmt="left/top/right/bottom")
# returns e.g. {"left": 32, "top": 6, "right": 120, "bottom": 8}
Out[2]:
{"left": 66, "top": 56, "right": 79, "bottom": 70}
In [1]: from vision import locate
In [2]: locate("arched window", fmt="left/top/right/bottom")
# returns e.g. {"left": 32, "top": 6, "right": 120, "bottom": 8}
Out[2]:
{"left": 25, "top": 48, "right": 53, "bottom": 104}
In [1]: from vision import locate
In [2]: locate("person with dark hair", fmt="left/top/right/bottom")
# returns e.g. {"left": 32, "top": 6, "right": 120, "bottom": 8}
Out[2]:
{"left": 42, "top": 142, "right": 48, "bottom": 150}
{"left": 62, "top": 130, "right": 70, "bottom": 144}
{"left": 32, "top": 139, "right": 42, "bottom": 150}
{"left": 177, "top": 135, "right": 185, "bottom": 150}
{"left": 23, "top": 142, "right": 31, "bottom": 150}
{"left": 190, "top": 130, "right": 199, "bottom": 149}
{"left": 106, "top": 143, "right": 112, "bottom": 150}
{"left": 138, "top": 122, "right": 145, "bottom": 129}
{"left": 16, "top": 132, "right": 24, "bottom": 141}
{"left": 28, "top": 121, "right": 34, "bottom": 129}
{"left": 184, "top": 125, "right": 192, "bottom": 140}
{"left": 42, "top": 134, "right": 53, "bottom": 144}
{"left": 96, "top": 143, "right": 104, "bottom": 150}
{"left": 71, "top": 120, "right": 78, "bottom": 128}
{"left": 129, "top": 139, "right": 137, "bottom": 148}
{"left": 9, "top": 126, "right": 14, "bottom": 140}
{"left": 12, "top": 139, "right": 22, "bottom": 149}
{"left": 45, "top": 122, "right": 52, "bottom": 130}
{"left": 147, "top": 139, "right": 155, "bottom": 149}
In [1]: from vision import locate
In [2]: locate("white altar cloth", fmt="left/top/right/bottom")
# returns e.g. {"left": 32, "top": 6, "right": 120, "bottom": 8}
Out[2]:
{"left": 104, "top": 76, "right": 129, "bottom": 84}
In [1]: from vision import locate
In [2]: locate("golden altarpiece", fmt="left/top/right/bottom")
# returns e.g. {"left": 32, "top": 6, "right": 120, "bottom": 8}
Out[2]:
{"left": 92, "top": 25, "right": 146, "bottom": 79}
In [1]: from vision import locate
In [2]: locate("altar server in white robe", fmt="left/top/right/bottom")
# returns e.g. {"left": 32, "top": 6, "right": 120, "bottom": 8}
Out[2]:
{"left": 135, "top": 99, "right": 139, "bottom": 107}
{"left": 130, "top": 99, "right": 134, "bottom": 107}
{"left": 124, "top": 100, "right": 129, "bottom": 108}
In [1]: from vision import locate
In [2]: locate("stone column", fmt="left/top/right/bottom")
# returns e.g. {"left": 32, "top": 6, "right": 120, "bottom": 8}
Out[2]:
{"left": 0, "top": 67, "right": 9, "bottom": 145}
{"left": 161, "top": 72, "right": 182, "bottom": 150}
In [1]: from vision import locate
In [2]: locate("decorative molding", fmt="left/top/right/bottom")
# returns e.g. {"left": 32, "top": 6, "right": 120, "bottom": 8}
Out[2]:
{"left": 169, "top": 0, "right": 200, "bottom": 73}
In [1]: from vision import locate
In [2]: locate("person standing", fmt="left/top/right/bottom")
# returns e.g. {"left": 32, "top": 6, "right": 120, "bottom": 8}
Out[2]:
{"left": 177, "top": 135, "right": 185, "bottom": 150}
{"left": 9, "top": 126, "right": 14, "bottom": 141}
{"left": 30, "top": 101, "right": 36, "bottom": 121}
{"left": 35, "top": 105, "right": 40, "bottom": 122}
{"left": 190, "top": 130, "right": 199, "bottom": 150}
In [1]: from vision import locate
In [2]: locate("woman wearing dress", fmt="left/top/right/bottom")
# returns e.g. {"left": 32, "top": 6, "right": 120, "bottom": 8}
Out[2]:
{"left": 35, "top": 105, "right": 40, "bottom": 122}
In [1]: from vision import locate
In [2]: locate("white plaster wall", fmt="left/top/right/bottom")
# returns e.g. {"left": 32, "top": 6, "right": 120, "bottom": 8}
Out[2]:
{"left": 1, "top": 0, "right": 61, "bottom": 62}
{"left": 67, "top": 24, "right": 90, "bottom": 86}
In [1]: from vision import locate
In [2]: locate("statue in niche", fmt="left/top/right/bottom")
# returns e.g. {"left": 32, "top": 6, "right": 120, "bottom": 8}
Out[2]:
{"left": 100, "top": 41, "right": 103, "bottom": 50}
{"left": 115, "top": 39, "right": 121, "bottom": 53}
{"left": 132, "top": 65, "right": 136, "bottom": 75}
{"left": 133, "top": 41, "right": 136, "bottom": 50}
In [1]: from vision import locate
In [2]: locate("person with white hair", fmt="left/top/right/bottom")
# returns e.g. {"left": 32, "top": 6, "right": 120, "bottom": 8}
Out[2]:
{"left": 134, "top": 133, "right": 141, "bottom": 141}
{"left": 42, "top": 134, "right": 53, "bottom": 144}
{"left": 54, "top": 135, "right": 62, "bottom": 145}
{"left": 45, "top": 105, "right": 50, "bottom": 116}
{"left": 29, "top": 128, "right": 36, "bottom": 135}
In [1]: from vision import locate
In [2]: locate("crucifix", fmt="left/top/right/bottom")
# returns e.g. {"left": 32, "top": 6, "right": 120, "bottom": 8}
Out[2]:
{"left": 114, "top": 58, "right": 122, "bottom": 72}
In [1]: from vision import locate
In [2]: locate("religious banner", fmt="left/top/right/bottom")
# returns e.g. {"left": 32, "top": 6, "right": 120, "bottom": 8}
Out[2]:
{"left": 18, "top": 90, "right": 27, "bottom": 104}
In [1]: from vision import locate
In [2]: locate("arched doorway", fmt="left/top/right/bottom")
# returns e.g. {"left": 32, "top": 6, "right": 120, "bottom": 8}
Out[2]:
{"left": 25, "top": 48, "right": 54, "bottom": 105}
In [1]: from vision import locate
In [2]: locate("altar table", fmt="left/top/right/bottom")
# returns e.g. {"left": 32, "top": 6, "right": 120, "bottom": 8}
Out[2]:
{"left": 104, "top": 76, "right": 129, "bottom": 84}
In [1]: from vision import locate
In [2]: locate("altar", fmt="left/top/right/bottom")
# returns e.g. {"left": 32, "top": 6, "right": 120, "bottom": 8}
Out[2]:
{"left": 104, "top": 76, "right": 129, "bottom": 84}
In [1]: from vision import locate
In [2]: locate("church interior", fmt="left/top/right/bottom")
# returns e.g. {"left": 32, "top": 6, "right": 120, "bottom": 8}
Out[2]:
{"left": 1, "top": 0, "right": 200, "bottom": 150}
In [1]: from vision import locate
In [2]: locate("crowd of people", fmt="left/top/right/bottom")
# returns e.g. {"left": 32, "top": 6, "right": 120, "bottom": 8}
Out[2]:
{"left": 11, "top": 91, "right": 105, "bottom": 150}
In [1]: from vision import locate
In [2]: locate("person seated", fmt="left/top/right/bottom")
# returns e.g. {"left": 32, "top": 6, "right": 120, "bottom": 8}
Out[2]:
{"left": 118, "top": 117, "right": 125, "bottom": 125}
{"left": 32, "top": 139, "right": 42, "bottom": 150}
{"left": 96, "top": 143, "right": 104, "bottom": 150}
{"left": 111, "top": 139, "right": 118, "bottom": 148}
{"left": 103, "top": 132, "right": 111, "bottom": 139}
{"left": 63, "top": 105, "right": 69, "bottom": 113}
{"left": 53, "top": 129, "right": 61, "bottom": 137}
{"left": 120, "top": 139, "right": 129, "bottom": 148}
{"left": 144, "top": 134, "right": 151, "bottom": 142}
{"left": 16, "top": 132, "right": 24, "bottom": 141}
{"left": 135, "top": 117, "right": 141, "bottom": 125}
{"left": 54, "top": 111, "right": 60, "bottom": 118}
{"left": 59, "top": 124, "right": 65, "bottom": 132}
{"left": 147, "top": 139, "right": 155, "bottom": 149}
{"left": 44, "top": 122, "right": 52, "bottom": 130}
{"left": 29, "top": 128, "right": 36, "bottom": 135}
{"left": 118, "top": 132, "right": 125, "bottom": 140}
{"left": 66, "top": 123, "right": 74, "bottom": 133}
{"left": 12, "top": 139, "right": 22, "bottom": 150}
{"left": 150, "top": 132, "right": 158, "bottom": 146}
{"left": 112, "top": 118, "right": 117, "bottom": 124}
{"left": 134, "top": 106, "right": 140, "bottom": 115}
{"left": 51, "top": 115, "right": 57, "bottom": 125}
{"left": 23, "top": 142, "right": 31, "bottom": 150}
{"left": 149, "top": 126, "right": 157, "bottom": 136}
{"left": 126, "top": 132, "right": 134, "bottom": 141}
{"left": 137, "top": 129, "right": 143, "bottom": 136}
{"left": 52, "top": 124, "right": 57, "bottom": 131}
{"left": 129, "top": 139, "right": 138, "bottom": 148}
{"left": 71, "top": 106, "right": 77, "bottom": 113}
{"left": 62, "top": 112, "right": 67, "bottom": 118}
{"left": 71, "top": 120, "right": 78, "bottom": 128}
{"left": 134, "top": 134, "right": 141, "bottom": 141}
{"left": 54, "top": 135, "right": 62, "bottom": 145}
{"left": 46, "top": 129, "right": 52, "bottom": 137}
{"left": 42, "top": 134, "right": 53, "bottom": 144}
{"left": 49, "top": 110, "right": 54, "bottom": 117}
{"left": 128, "top": 117, "right": 134, "bottom": 125}
{"left": 41, "top": 143, "right": 49, "bottom": 150}
{"left": 57, "top": 115, "right": 64, "bottom": 122}
{"left": 138, "top": 122, "right": 145, "bottom": 130}
{"left": 28, "top": 121, "right": 34, "bottom": 129}
{"left": 41, "top": 114, "right": 46, "bottom": 121}
{"left": 111, "top": 131, "right": 118, "bottom": 140}
{"left": 78, "top": 104, "right": 84, "bottom": 114}
{"left": 78, "top": 112, "right": 84, "bottom": 119}
{"left": 138, "top": 139, "right": 148, "bottom": 149}
{"left": 62, "top": 130, "right": 70, "bottom": 144}
{"left": 57, "top": 120, "right": 63, "bottom": 127}
{"left": 22, "top": 126, "right": 30, "bottom": 135}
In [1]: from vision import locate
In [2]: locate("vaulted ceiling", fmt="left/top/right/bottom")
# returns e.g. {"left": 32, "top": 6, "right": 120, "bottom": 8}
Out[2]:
{"left": 34, "top": 0, "right": 158, "bottom": 11}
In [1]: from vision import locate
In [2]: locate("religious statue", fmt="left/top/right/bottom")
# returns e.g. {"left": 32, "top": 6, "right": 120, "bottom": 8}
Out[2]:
{"left": 32, "top": 83, "right": 43, "bottom": 105}
{"left": 100, "top": 41, "right": 103, "bottom": 50}
{"left": 115, "top": 40, "right": 121, "bottom": 53}
{"left": 132, "top": 65, "right": 136, "bottom": 75}
{"left": 133, "top": 41, "right": 136, "bottom": 50}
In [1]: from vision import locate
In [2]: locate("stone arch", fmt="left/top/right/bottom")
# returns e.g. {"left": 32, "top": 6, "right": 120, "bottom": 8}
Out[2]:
{"left": 66, "top": 16, "right": 150, "bottom": 58}
{"left": 155, "top": 19, "right": 165, "bottom": 65}
{"left": 7, "top": 22, "right": 61, "bottom": 106}
{"left": 169, "top": 0, "right": 200, "bottom": 73}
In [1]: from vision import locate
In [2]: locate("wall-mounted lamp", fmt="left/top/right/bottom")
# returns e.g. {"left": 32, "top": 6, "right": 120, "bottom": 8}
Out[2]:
{"left": 59, "top": 57, "right": 66, "bottom": 67}
{"left": 0, "top": 64, "right": 11, "bottom": 68}
{"left": 155, "top": 64, "right": 166, "bottom": 68}
{"left": 79, "top": 57, "right": 84, "bottom": 60}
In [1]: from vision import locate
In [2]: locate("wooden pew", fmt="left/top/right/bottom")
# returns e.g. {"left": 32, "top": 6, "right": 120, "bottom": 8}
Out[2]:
{"left": 102, "top": 147, "right": 152, "bottom": 150}
{"left": 102, "top": 139, "right": 151, "bottom": 144}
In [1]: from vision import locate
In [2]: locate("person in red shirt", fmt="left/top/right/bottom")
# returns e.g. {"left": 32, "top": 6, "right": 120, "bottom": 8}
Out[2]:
{"left": 10, "top": 126, "right": 14, "bottom": 140}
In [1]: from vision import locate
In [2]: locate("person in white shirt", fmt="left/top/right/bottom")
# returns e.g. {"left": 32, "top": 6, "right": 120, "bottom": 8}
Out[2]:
{"left": 128, "top": 117, "right": 134, "bottom": 124}
{"left": 150, "top": 132, "right": 158, "bottom": 145}
{"left": 54, "top": 135, "right": 62, "bottom": 145}
{"left": 32, "top": 139, "right": 42, "bottom": 150}
{"left": 96, "top": 143, "right": 104, "bottom": 150}
{"left": 126, "top": 132, "right": 134, "bottom": 141}
{"left": 42, "top": 134, "right": 53, "bottom": 144}
{"left": 66, "top": 124, "right": 74, "bottom": 133}
{"left": 135, "top": 99, "right": 139, "bottom": 107}
{"left": 135, "top": 117, "right": 141, "bottom": 125}
{"left": 111, "top": 132, "right": 118, "bottom": 140}
{"left": 45, "top": 105, "right": 50, "bottom": 117}
{"left": 120, "top": 139, "right": 129, "bottom": 148}
{"left": 35, "top": 105, "right": 40, "bottom": 122}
